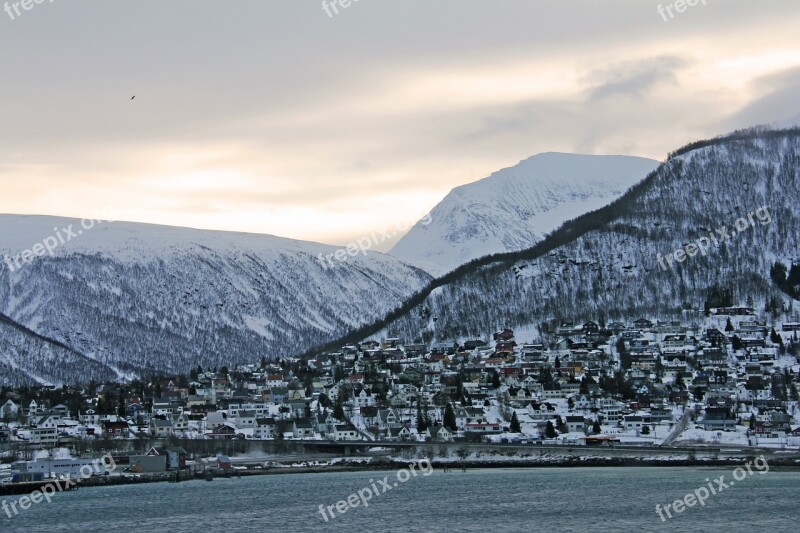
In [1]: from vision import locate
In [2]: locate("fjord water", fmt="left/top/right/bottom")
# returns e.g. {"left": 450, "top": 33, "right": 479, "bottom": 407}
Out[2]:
{"left": 6, "top": 467, "right": 798, "bottom": 532}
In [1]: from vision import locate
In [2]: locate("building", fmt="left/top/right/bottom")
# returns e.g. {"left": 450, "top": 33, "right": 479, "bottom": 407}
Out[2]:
{"left": 14, "top": 456, "right": 111, "bottom": 478}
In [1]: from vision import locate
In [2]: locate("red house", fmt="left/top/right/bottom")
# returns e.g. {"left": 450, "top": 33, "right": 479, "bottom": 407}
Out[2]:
{"left": 102, "top": 420, "right": 129, "bottom": 437}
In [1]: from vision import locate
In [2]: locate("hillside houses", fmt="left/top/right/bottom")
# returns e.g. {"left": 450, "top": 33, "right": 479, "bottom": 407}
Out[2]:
{"left": 1, "top": 311, "right": 799, "bottom": 450}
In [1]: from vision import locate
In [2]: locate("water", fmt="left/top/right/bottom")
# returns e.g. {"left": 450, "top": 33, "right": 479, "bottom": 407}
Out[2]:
{"left": 3, "top": 467, "right": 798, "bottom": 532}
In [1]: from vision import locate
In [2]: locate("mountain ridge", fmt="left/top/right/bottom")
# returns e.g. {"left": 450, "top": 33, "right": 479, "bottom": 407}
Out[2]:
{"left": 390, "top": 152, "right": 659, "bottom": 271}
{"left": 305, "top": 126, "right": 800, "bottom": 354}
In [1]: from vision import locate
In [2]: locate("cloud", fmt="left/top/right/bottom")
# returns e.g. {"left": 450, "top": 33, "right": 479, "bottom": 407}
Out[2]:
{"left": 722, "top": 66, "right": 800, "bottom": 129}
{"left": 2, "top": 1, "right": 800, "bottom": 242}
{"left": 584, "top": 55, "right": 691, "bottom": 101}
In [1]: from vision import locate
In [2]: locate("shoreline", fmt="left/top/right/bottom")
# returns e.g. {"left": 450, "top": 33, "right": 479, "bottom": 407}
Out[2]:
{"left": 4, "top": 455, "right": 799, "bottom": 496}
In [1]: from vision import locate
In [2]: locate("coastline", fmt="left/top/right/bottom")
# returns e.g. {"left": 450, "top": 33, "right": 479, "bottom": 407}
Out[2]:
{"left": 4, "top": 454, "right": 797, "bottom": 496}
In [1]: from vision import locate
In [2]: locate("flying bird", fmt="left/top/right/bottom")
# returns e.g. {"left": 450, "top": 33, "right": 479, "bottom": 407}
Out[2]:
{"left": 131, "top": 95, "right": 135, "bottom": 100}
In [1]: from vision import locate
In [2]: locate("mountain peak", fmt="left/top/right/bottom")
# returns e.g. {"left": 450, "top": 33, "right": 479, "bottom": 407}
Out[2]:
{"left": 390, "top": 152, "right": 659, "bottom": 272}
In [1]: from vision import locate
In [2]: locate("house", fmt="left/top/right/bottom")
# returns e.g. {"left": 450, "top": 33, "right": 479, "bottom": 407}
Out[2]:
{"left": 430, "top": 341, "right": 458, "bottom": 355}
{"left": 556, "top": 322, "right": 576, "bottom": 336}
{"left": 493, "top": 328, "right": 515, "bottom": 341}
{"left": 426, "top": 425, "right": 454, "bottom": 442}
{"left": 1, "top": 399, "right": 19, "bottom": 420}
{"left": 171, "top": 412, "right": 190, "bottom": 432}
{"left": 662, "top": 335, "right": 689, "bottom": 353}
{"left": 633, "top": 318, "right": 654, "bottom": 330}
{"left": 35, "top": 414, "right": 59, "bottom": 430}
{"left": 79, "top": 409, "right": 100, "bottom": 426}
{"left": 495, "top": 341, "right": 517, "bottom": 354}
{"left": 254, "top": 418, "right": 276, "bottom": 440}
{"left": 314, "top": 412, "right": 339, "bottom": 436}
{"left": 333, "top": 423, "right": 362, "bottom": 441}
{"left": 102, "top": 419, "right": 129, "bottom": 437}
{"left": 565, "top": 416, "right": 587, "bottom": 434}
{"left": 149, "top": 419, "right": 174, "bottom": 438}
{"left": 377, "top": 408, "right": 402, "bottom": 431}
{"left": 152, "top": 400, "right": 179, "bottom": 417}
{"left": 527, "top": 402, "right": 557, "bottom": 421}
{"left": 125, "top": 402, "right": 146, "bottom": 422}
{"left": 29, "top": 427, "right": 58, "bottom": 445}
{"left": 235, "top": 410, "right": 258, "bottom": 429}
{"left": 623, "top": 415, "right": 645, "bottom": 431}
{"left": 607, "top": 322, "right": 626, "bottom": 334}
{"left": 147, "top": 446, "right": 187, "bottom": 470}
{"left": 465, "top": 421, "right": 501, "bottom": 433}
{"left": 701, "top": 407, "right": 736, "bottom": 431}
{"left": 217, "top": 454, "right": 232, "bottom": 470}
{"left": 463, "top": 340, "right": 488, "bottom": 351}
{"left": 292, "top": 418, "right": 315, "bottom": 439}
{"left": 208, "top": 424, "right": 237, "bottom": 439}
{"left": 582, "top": 322, "right": 600, "bottom": 334}
{"left": 388, "top": 426, "right": 412, "bottom": 441}
{"left": 354, "top": 389, "right": 376, "bottom": 408}
{"left": 712, "top": 307, "right": 754, "bottom": 316}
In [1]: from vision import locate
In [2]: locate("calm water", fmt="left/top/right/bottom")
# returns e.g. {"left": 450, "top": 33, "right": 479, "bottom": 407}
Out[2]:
{"left": 4, "top": 467, "right": 798, "bottom": 532}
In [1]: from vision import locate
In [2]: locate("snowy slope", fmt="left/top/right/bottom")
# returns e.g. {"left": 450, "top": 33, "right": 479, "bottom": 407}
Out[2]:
{"left": 390, "top": 153, "right": 659, "bottom": 272}
{"left": 0, "top": 216, "right": 431, "bottom": 384}
{"left": 375, "top": 128, "right": 800, "bottom": 345}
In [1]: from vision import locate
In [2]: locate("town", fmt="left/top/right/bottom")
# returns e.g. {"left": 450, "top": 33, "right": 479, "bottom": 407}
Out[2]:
{"left": 2, "top": 306, "right": 800, "bottom": 482}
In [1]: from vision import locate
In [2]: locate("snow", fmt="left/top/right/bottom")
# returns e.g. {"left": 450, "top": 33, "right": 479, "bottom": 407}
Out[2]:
{"left": 0, "top": 215, "right": 433, "bottom": 383}
{"left": 390, "top": 152, "right": 659, "bottom": 272}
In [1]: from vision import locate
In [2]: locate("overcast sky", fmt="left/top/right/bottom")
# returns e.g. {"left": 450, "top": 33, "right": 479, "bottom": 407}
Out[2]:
{"left": 1, "top": 0, "right": 799, "bottom": 245}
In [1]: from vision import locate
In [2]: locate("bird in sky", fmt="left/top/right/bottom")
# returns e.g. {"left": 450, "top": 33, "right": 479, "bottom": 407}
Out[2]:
{"left": 131, "top": 95, "right": 136, "bottom": 100}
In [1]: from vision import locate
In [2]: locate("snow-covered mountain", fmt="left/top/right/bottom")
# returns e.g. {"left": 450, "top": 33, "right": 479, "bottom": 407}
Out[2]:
{"left": 390, "top": 152, "right": 659, "bottom": 272}
{"left": 0, "top": 217, "right": 432, "bottom": 385}
{"left": 325, "top": 127, "right": 800, "bottom": 349}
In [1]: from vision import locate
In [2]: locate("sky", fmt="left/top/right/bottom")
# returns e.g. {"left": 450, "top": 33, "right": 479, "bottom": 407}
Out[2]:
{"left": 1, "top": 0, "right": 799, "bottom": 247}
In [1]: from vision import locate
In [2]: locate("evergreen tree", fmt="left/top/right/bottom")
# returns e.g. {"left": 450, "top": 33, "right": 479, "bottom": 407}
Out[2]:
{"left": 510, "top": 411, "right": 521, "bottom": 433}
{"left": 725, "top": 318, "right": 734, "bottom": 333}
{"left": 491, "top": 370, "right": 501, "bottom": 389}
{"left": 592, "top": 420, "right": 601, "bottom": 434}
{"left": 771, "top": 261, "right": 788, "bottom": 285}
{"left": 443, "top": 403, "right": 457, "bottom": 431}
{"left": 731, "top": 335, "right": 743, "bottom": 351}
{"left": 579, "top": 375, "right": 592, "bottom": 395}
{"left": 616, "top": 338, "right": 631, "bottom": 370}
{"left": 544, "top": 420, "right": 557, "bottom": 439}
{"left": 117, "top": 389, "right": 126, "bottom": 417}
{"left": 318, "top": 393, "right": 331, "bottom": 408}
{"left": 333, "top": 397, "right": 345, "bottom": 420}
{"left": 416, "top": 401, "right": 429, "bottom": 432}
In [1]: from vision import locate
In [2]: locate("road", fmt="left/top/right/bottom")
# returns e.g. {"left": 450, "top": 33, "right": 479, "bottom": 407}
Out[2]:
{"left": 661, "top": 408, "right": 693, "bottom": 446}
